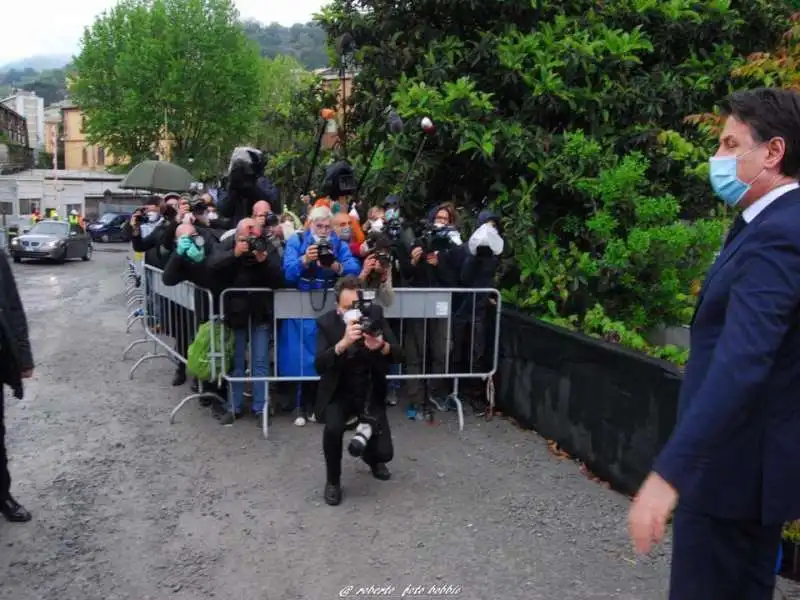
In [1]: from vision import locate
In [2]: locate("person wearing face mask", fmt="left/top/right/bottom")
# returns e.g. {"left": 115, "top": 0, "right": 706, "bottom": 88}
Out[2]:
{"left": 452, "top": 210, "right": 504, "bottom": 415}
{"left": 404, "top": 203, "right": 464, "bottom": 419}
{"left": 333, "top": 212, "right": 361, "bottom": 258}
{"left": 314, "top": 275, "right": 402, "bottom": 505}
{"left": 627, "top": 88, "right": 800, "bottom": 600}
{"left": 207, "top": 218, "right": 284, "bottom": 425}
{"left": 280, "top": 206, "right": 361, "bottom": 426}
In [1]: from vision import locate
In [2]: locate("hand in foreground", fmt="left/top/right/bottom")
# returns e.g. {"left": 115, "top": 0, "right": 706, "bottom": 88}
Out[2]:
{"left": 426, "top": 251, "right": 439, "bottom": 266}
{"left": 628, "top": 471, "right": 678, "bottom": 554}
{"left": 410, "top": 247, "right": 423, "bottom": 265}
{"left": 304, "top": 244, "right": 319, "bottom": 264}
{"left": 234, "top": 239, "right": 249, "bottom": 257}
{"left": 363, "top": 333, "right": 384, "bottom": 351}
{"left": 360, "top": 256, "right": 378, "bottom": 278}
{"left": 340, "top": 320, "right": 363, "bottom": 349}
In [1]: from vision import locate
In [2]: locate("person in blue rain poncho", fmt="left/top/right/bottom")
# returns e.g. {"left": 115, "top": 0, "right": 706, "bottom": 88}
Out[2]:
{"left": 280, "top": 205, "right": 361, "bottom": 426}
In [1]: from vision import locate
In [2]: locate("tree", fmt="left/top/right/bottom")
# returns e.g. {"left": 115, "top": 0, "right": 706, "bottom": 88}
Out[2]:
{"left": 318, "top": 0, "right": 792, "bottom": 361}
{"left": 242, "top": 21, "right": 329, "bottom": 69}
{"left": 251, "top": 55, "right": 338, "bottom": 207}
{"left": 70, "top": 0, "right": 263, "bottom": 171}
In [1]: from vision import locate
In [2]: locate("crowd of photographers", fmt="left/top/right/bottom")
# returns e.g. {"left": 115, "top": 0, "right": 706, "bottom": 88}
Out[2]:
{"left": 128, "top": 148, "right": 505, "bottom": 429}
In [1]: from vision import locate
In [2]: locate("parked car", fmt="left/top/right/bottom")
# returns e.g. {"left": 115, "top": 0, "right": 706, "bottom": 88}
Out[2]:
{"left": 87, "top": 212, "right": 132, "bottom": 242}
{"left": 8, "top": 220, "right": 92, "bottom": 264}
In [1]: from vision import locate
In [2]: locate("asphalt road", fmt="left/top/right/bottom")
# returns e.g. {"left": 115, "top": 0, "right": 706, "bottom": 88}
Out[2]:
{"left": 0, "top": 247, "right": 795, "bottom": 600}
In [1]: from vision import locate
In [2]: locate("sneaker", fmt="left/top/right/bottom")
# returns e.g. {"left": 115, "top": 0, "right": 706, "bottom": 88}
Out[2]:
{"left": 387, "top": 389, "right": 398, "bottom": 406}
{"left": 308, "top": 413, "right": 317, "bottom": 423}
{"left": 294, "top": 416, "right": 307, "bottom": 427}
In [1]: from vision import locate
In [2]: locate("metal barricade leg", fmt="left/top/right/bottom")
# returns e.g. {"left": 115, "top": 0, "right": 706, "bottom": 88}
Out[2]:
{"left": 448, "top": 379, "right": 465, "bottom": 433}
{"left": 169, "top": 381, "right": 225, "bottom": 424}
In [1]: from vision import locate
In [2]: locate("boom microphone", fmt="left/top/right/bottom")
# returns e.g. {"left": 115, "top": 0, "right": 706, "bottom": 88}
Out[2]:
{"left": 388, "top": 110, "right": 404, "bottom": 134}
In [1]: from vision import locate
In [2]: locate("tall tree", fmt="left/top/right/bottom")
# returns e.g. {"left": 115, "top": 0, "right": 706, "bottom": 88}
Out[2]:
{"left": 70, "top": 0, "right": 263, "bottom": 171}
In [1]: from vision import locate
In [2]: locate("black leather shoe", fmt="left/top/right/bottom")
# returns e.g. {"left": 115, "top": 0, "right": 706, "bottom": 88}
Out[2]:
{"left": 370, "top": 463, "right": 391, "bottom": 481}
{"left": 1, "top": 496, "right": 31, "bottom": 522}
{"left": 190, "top": 378, "right": 199, "bottom": 393}
{"left": 171, "top": 368, "right": 187, "bottom": 387}
{"left": 324, "top": 482, "right": 342, "bottom": 506}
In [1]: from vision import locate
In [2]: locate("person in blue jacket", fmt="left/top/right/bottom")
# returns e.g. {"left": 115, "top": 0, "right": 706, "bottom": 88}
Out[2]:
{"left": 280, "top": 205, "right": 361, "bottom": 426}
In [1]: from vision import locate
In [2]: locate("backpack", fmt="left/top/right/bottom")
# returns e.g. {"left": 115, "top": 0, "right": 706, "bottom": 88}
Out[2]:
{"left": 187, "top": 320, "right": 234, "bottom": 382}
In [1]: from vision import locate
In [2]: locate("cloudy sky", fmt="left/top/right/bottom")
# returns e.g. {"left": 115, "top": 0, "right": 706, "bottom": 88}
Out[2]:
{"left": 1, "top": 0, "right": 327, "bottom": 65}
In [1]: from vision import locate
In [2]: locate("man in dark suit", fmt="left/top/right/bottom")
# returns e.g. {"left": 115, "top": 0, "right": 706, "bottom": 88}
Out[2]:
{"left": 0, "top": 248, "right": 34, "bottom": 522}
{"left": 314, "top": 275, "right": 403, "bottom": 506}
{"left": 629, "top": 88, "right": 800, "bottom": 599}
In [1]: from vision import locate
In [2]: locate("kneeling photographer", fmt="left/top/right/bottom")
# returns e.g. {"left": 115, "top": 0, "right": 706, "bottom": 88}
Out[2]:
{"left": 207, "top": 218, "right": 284, "bottom": 425}
{"left": 314, "top": 276, "right": 403, "bottom": 506}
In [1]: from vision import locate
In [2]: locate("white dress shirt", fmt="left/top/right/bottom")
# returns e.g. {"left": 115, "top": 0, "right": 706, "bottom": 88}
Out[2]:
{"left": 742, "top": 182, "right": 800, "bottom": 223}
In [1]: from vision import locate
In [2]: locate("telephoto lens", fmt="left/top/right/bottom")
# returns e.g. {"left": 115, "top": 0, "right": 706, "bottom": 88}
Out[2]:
{"left": 347, "top": 422, "right": 373, "bottom": 457}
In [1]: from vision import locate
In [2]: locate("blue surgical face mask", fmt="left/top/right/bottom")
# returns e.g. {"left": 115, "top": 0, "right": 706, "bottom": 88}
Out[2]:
{"left": 709, "top": 145, "right": 766, "bottom": 207}
{"left": 338, "top": 226, "right": 352, "bottom": 241}
{"left": 177, "top": 236, "right": 204, "bottom": 263}
{"left": 385, "top": 208, "right": 399, "bottom": 220}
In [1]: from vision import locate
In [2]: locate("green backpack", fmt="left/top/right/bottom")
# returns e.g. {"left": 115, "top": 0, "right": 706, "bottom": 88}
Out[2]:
{"left": 187, "top": 320, "right": 234, "bottom": 382}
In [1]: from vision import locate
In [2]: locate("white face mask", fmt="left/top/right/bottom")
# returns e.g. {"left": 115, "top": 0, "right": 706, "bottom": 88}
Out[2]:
{"left": 434, "top": 221, "right": 446, "bottom": 229}
{"left": 281, "top": 221, "right": 295, "bottom": 238}
{"left": 342, "top": 308, "right": 361, "bottom": 324}
{"left": 207, "top": 210, "right": 217, "bottom": 220}
{"left": 370, "top": 218, "right": 384, "bottom": 232}
{"left": 147, "top": 211, "right": 160, "bottom": 223}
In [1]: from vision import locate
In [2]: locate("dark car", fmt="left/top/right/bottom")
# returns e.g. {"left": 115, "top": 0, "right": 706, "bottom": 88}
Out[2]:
{"left": 87, "top": 212, "right": 132, "bottom": 243}
{"left": 9, "top": 220, "right": 92, "bottom": 264}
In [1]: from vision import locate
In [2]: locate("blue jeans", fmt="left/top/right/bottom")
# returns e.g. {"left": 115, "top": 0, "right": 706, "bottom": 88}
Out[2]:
{"left": 389, "top": 363, "right": 401, "bottom": 391}
{"left": 230, "top": 324, "right": 270, "bottom": 414}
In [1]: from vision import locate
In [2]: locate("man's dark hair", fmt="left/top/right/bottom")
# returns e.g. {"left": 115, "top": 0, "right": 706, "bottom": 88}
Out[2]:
{"left": 335, "top": 275, "right": 362, "bottom": 298}
{"left": 721, "top": 88, "right": 800, "bottom": 177}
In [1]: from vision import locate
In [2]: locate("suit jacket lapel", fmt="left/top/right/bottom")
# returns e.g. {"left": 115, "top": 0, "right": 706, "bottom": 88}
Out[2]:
{"left": 691, "top": 191, "right": 797, "bottom": 325}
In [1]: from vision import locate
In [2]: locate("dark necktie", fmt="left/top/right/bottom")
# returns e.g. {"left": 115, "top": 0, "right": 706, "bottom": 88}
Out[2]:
{"left": 723, "top": 214, "right": 747, "bottom": 249}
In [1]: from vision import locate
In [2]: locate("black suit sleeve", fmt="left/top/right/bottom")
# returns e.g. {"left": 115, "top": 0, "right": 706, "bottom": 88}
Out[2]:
{"left": 374, "top": 305, "right": 403, "bottom": 364}
{"left": 315, "top": 313, "right": 348, "bottom": 374}
{"left": 0, "top": 249, "right": 33, "bottom": 371}
{"left": 206, "top": 236, "right": 237, "bottom": 272}
{"left": 161, "top": 252, "right": 185, "bottom": 286}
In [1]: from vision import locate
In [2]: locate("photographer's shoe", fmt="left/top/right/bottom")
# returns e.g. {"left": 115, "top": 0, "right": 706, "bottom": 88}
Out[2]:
{"left": 324, "top": 482, "right": 342, "bottom": 506}
{"left": 370, "top": 463, "right": 391, "bottom": 481}
{"left": 1, "top": 496, "right": 31, "bottom": 522}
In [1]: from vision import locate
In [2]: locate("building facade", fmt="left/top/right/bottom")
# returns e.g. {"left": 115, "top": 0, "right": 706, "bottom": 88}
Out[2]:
{"left": 61, "top": 100, "right": 117, "bottom": 171}
{"left": 1, "top": 90, "right": 45, "bottom": 151}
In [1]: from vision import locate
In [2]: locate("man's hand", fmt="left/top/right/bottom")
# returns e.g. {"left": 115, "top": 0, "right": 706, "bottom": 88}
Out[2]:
{"left": 254, "top": 250, "right": 267, "bottom": 263}
{"left": 20, "top": 369, "right": 33, "bottom": 379}
{"left": 304, "top": 244, "right": 319, "bottom": 266}
{"left": 339, "top": 320, "right": 363, "bottom": 350}
{"left": 234, "top": 239, "right": 250, "bottom": 257}
{"left": 360, "top": 256, "right": 377, "bottom": 278}
{"left": 363, "top": 333, "right": 384, "bottom": 352}
{"left": 426, "top": 251, "right": 439, "bottom": 266}
{"left": 410, "top": 247, "right": 424, "bottom": 265}
{"left": 628, "top": 472, "right": 679, "bottom": 554}
{"left": 329, "top": 261, "right": 342, "bottom": 274}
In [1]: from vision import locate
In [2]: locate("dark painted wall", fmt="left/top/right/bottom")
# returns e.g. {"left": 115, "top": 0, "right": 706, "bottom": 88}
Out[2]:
{"left": 492, "top": 306, "right": 683, "bottom": 496}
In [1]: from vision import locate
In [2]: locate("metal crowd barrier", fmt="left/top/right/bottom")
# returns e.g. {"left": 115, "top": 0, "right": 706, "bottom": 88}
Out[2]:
{"left": 201, "top": 286, "right": 502, "bottom": 438}
{"left": 124, "top": 263, "right": 225, "bottom": 413}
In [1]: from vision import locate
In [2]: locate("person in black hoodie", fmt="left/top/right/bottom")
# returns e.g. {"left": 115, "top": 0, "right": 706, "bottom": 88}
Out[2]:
{"left": 206, "top": 218, "right": 284, "bottom": 425}
{"left": 218, "top": 147, "right": 279, "bottom": 226}
{"left": 404, "top": 203, "right": 464, "bottom": 418}
{"left": 452, "top": 210, "right": 504, "bottom": 415}
{"left": 0, "top": 248, "right": 33, "bottom": 522}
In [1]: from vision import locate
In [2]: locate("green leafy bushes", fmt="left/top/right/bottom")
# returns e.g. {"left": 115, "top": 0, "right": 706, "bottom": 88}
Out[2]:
{"left": 318, "top": 0, "right": 792, "bottom": 364}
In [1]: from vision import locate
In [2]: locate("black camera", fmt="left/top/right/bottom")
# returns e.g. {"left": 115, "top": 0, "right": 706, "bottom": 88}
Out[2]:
{"left": 386, "top": 218, "right": 402, "bottom": 241}
{"left": 316, "top": 236, "right": 335, "bottom": 267}
{"left": 352, "top": 289, "right": 382, "bottom": 336}
{"left": 133, "top": 209, "right": 146, "bottom": 226}
{"left": 321, "top": 161, "right": 357, "bottom": 198}
{"left": 265, "top": 212, "right": 279, "bottom": 227}
{"left": 364, "top": 232, "right": 392, "bottom": 269}
{"left": 191, "top": 199, "right": 207, "bottom": 215}
{"left": 415, "top": 220, "right": 455, "bottom": 255}
{"left": 246, "top": 232, "right": 269, "bottom": 253}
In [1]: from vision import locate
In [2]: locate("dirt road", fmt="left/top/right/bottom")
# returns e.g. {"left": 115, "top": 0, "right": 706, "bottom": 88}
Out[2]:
{"left": 0, "top": 248, "right": 793, "bottom": 600}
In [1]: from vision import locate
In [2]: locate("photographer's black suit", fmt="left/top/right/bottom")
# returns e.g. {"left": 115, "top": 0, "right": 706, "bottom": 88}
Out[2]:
{"left": 314, "top": 305, "right": 403, "bottom": 485}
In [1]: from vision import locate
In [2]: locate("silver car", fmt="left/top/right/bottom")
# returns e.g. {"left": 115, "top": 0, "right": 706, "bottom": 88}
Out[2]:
{"left": 9, "top": 220, "right": 93, "bottom": 264}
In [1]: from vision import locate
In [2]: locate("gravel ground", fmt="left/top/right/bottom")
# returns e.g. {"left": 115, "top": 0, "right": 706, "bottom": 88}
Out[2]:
{"left": 0, "top": 247, "right": 797, "bottom": 600}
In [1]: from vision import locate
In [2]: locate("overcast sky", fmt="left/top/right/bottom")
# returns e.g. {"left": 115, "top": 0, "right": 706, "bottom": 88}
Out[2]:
{"left": 1, "top": 0, "right": 327, "bottom": 65}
